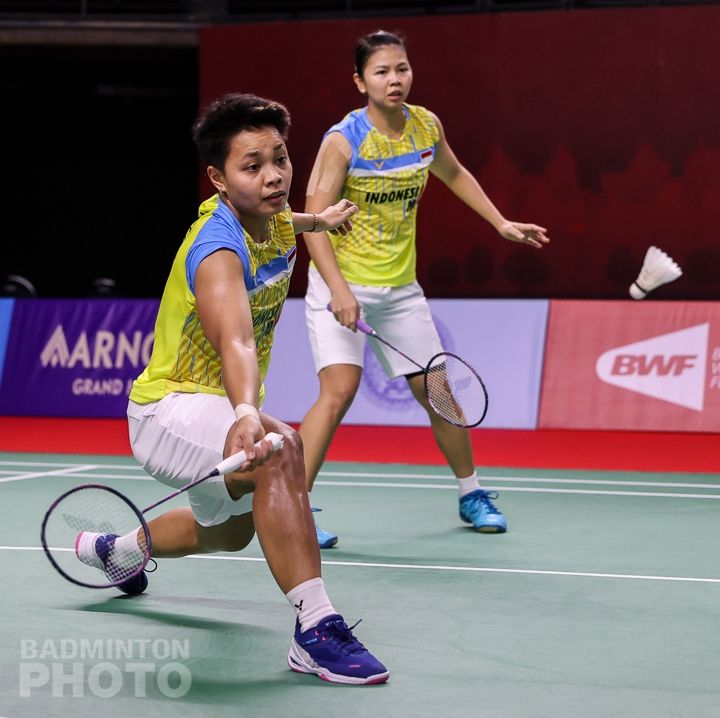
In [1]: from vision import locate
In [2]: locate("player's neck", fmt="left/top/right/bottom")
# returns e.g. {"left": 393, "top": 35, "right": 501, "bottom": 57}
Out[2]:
{"left": 240, "top": 216, "right": 271, "bottom": 244}
{"left": 220, "top": 194, "right": 271, "bottom": 244}
{"left": 366, "top": 102, "right": 405, "bottom": 139}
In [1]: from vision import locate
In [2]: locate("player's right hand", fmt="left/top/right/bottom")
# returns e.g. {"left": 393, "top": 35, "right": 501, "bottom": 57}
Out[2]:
{"left": 226, "top": 416, "right": 275, "bottom": 473}
{"left": 328, "top": 289, "right": 361, "bottom": 331}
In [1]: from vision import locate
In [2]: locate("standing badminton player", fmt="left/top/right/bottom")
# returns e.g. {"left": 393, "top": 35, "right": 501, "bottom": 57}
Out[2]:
{"left": 300, "top": 31, "right": 550, "bottom": 547}
{"left": 75, "top": 93, "right": 388, "bottom": 685}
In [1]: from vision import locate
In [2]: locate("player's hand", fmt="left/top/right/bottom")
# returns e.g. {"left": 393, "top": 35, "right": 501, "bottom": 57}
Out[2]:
{"left": 226, "top": 416, "right": 276, "bottom": 473}
{"left": 328, "top": 288, "right": 361, "bottom": 331}
{"left": 498, "top": 221, "right": 549, "bottom": 249}
{"left": 319, "top": 199, "right": 358, "bottom": 236}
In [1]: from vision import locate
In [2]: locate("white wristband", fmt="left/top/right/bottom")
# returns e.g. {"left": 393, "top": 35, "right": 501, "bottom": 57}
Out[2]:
{"left": 234, "top": 403, "right": 260, "bottom": 422}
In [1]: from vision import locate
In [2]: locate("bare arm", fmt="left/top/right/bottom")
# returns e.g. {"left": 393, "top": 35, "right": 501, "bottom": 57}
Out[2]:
{"left": 429, "top": 112, "right": 549, "bottom": 248}
{"left": 303, "top": 132, "right": 361, "bottom": 329}
{"left": 194, "top": 249, "right": 272, "bottom": 469}
{"left": 292, "top": 200, "right": 357, "bottom": 235}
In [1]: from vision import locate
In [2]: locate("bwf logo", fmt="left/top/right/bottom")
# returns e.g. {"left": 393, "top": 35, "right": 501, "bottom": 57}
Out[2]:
{"left": 595, "top": 323, "right": 709, "bottom": 411}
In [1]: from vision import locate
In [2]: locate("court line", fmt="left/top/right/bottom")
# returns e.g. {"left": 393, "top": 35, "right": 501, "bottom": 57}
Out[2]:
{"left": 4, "top": 545, "right": 719, "bottom": 584}
{"left": 0, "top": 465, "right": 98, "bottom": 484}
{"left": 160, "top": 554, "right": 720, "bottom": 584}
{"left": 3, "top": 462, "right": 718, "bottom": 492}
{"left": 322, "top": 472, "right": 720, "bottom": 490}
{"left": 2, "top": 469, "right": 718, "bottom": 498}
{"left": 316, "top": 481, "right": 720, "bottom": 499}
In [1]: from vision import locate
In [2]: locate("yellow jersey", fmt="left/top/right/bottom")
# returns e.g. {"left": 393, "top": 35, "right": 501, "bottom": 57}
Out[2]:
{"left": 316, "top": 103, "right": 439, "bottom": 287}
{"left": 130, "top": 194, "right": 296, "bottom": 407}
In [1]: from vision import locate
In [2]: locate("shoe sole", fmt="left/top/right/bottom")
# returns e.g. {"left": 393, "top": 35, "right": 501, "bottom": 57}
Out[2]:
{"left": 318, "top": 536, "right": 338, "bottom": 549}
{"left": 460, "top": 516, "right": 507, "bottom": 533}
{"left": 287, "top": 640, "right": 389, "bottom": 685}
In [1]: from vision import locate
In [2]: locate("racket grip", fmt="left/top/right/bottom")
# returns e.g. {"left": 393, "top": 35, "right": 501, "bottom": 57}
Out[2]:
{"left": 355, "top": 318, "right": 374, "bottom": 335}
{"left": 325, "top": 303, "right": 375, "bottom": 336}
{"left": 215, "top": 432, "right": 284, "bottom": 475}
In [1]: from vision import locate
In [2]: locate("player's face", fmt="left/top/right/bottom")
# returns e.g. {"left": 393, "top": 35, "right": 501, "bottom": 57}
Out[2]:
{"left": 355, "top": 45, "right": 413, "bottom": 110}
{"left": 209, "top": 126, "right": 292, "bottom": 220}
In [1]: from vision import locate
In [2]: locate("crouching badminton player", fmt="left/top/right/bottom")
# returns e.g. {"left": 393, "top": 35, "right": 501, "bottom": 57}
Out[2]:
{"left": 75, "top": 93, "right": 388, "bottom": 686}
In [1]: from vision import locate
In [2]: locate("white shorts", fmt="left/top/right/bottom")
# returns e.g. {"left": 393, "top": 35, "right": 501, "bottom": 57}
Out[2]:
{"left": 127, "top": 392, "right": 252, "bottom": 527}
{"left": 305, "top": 267, "right": 444, "bottom": 379}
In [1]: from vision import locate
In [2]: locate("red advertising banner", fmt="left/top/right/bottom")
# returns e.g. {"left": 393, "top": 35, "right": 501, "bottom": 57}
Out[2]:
{"left": 539, "top": 301, "right": 720, "bottom": 432}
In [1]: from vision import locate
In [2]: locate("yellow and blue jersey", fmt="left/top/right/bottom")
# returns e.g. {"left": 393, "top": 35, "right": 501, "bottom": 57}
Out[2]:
{"left": 316, "top": 103, "right": 439, "bottom": 287}
{"left": 130, "top": 194, "right": 296, "bottom": 406}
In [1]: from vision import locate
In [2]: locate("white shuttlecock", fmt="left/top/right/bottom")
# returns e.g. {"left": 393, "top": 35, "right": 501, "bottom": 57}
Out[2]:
{"left": 629, "top": 246, "right": 682, "bottom": 299}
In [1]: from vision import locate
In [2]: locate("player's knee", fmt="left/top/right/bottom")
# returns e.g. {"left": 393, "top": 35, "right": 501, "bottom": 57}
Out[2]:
{"left": 278, "top": 427, "right": 303, "bottom": 465}
{"left": 267, "top": 428, "right": 305, "bottom": 487}
{"left": 322, "top": 384, "right": 358, "bottom": 416}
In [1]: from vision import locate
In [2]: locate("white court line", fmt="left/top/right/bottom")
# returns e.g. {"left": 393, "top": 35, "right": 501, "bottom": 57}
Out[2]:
{"left": 316, "top": 480, "right": 720, "bottom": 499}
{"left": 4, "top": 545, "right": 720, "bottom": 585}
{"left": 321, "top": 471, "right": 720, "bottom": 490}
{"left": 19, "top": 472, "right": 153, "bottom": 482}
{"left": 0, "top": 461, "right": 142, "bottom": 474}
{"left": 2, "top": 471, "right": 718, "bottom": 498}
{"left": 0, "top": 465, "right": 98, "bottom": 484}
{"left": 2, "top": 461, "right": 719, "bottom": 491}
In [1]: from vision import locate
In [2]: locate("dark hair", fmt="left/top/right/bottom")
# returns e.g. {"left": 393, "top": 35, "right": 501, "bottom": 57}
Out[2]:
{"left": 354, "top": 30, "right": 406, "bottom": 78}
{"left": 192, "top": 93, "right": 291, "bottom": 170}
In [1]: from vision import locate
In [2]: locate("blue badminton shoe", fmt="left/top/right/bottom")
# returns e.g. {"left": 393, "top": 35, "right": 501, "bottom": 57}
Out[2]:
{"left": 311, "top": 508, "right": 338, "bottom": 549}
{"left": 459, "top": 490, "right": 507, "bottom": 533}
{"left": 288, "top": 614, "right": 389, "bottom": 685}
{"left": 75, "top": 531, "right": 149, "bottom": 595}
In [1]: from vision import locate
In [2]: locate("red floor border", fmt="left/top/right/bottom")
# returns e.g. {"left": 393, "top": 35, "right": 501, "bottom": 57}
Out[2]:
{"left": 0, "top": 417, "right": 717, "bottom": 473}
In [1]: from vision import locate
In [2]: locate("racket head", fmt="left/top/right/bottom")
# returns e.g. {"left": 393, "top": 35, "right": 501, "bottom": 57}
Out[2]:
{"left": 41, "top": 483, "right": 151, "bottom": 589}
{"left": 424, "top": 352, "right": 489, "bottom": 428}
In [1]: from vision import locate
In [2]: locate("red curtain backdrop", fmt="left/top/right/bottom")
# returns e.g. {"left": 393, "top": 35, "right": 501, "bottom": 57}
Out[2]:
{"left": 199, "top": 6, "right": 720, "bottom": 301}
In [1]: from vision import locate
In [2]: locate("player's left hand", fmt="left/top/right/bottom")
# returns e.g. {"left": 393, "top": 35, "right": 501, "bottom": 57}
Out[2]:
{"left": 320, "top": 199, "right": 358, "bottom": 236}
{"left": 499, "top": 221, "right": 550, "bottom": 249}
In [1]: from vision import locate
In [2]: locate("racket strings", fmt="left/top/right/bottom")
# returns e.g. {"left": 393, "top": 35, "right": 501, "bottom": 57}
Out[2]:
{"left": 425, "top": 354, "right": 488, "bottom": 428}
{"left": 43, "top": 485, "right": 149, "bottom": 588}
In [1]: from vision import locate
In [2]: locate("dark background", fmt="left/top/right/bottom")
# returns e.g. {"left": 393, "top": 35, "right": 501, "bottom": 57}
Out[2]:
{"left": 1, "top": 0, "right": 719, "bottom": 299}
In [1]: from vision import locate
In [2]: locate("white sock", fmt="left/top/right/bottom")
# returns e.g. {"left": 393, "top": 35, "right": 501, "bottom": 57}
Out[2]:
{"left": 286, "top": 577, "right": 336, "bottom": 633}
{"left": 457, "top": 472, "right": 481, "bottom": 498}
{"left": 113, "top": 528, "right": 146, "bottom": 567}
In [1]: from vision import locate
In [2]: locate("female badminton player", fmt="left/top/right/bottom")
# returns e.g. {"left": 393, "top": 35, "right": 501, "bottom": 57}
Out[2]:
{"left": 75, "top": 93, "right": 388, "bottom": 685}
{"left": 300, "top": 30, "right": 550, "bottom": 547}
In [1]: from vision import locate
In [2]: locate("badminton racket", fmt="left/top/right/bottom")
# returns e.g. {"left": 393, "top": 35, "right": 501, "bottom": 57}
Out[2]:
{"left": 327, "top": 306, "right": 488, "bottom": 428}
{"left": 41, "top": 432, "right": 284, "bottom": 589}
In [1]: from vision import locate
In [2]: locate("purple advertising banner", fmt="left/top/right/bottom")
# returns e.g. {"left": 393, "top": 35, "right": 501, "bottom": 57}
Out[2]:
{"left": 0, "top": 299, "right": 159, "bottom": 417}
{"left": 263, "top": 298, "right": 549, "bottom": 429}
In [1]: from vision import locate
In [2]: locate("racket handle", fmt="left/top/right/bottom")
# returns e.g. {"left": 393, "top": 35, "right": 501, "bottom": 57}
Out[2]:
{"left": 215, "top": 432, "right": 284, "bottom": 475}
{"left": 325, "top": 303, "right": 375, "bottom": 336}
{"left": 355, "top": 318, "right": 374, "bottom": 336}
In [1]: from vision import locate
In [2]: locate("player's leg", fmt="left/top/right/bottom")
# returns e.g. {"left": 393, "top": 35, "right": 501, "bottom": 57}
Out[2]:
{"left": 222, "top": 413, "right": 388, "bottom": 684}
{"left": 406, "top": 373, "right": 474, "bottom": 474}
{"left": 224, "top": 416, "right": 320, "bottom": 593}
{"left": 144, "top": 507, "right": 256, "bottom": 557}
{"left": 302, "top": 267, "right": 368, "bottom": 547}
{"left": 374, "top": 282, "right": 506, "bottom": 534}
{"left": 121, "top": 394, "right": 387, "bottom": 683}
{"left": 404, "top": 373, "right": 504, "bottom": 532}
{"left": 299, "top": 363, "right": 362, "bottom": 492}
{"left": 298, "top": 363, "right": 361, "bottom": 549}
